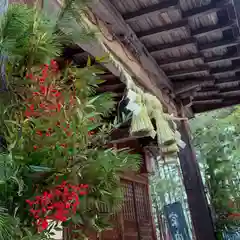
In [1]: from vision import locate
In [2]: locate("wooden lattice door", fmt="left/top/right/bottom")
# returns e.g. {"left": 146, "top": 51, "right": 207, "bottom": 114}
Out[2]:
{"left": 122, "top": 180, "right": 155, "bottom": 240}
{"left": 64, "top": 178, "right": 155, "bottom": 240}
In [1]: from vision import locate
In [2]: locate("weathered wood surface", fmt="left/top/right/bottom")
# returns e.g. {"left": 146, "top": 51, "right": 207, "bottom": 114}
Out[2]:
{"left": 102, "top": 0, "right": 240, "bottom": 113}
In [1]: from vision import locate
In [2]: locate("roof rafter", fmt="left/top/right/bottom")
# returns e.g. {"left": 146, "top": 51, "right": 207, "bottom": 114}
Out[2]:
{"left": 89, "top": 0, "right": 173, "bottom": 92}
{"left": 157, "top": 53, "right": 202, "bottom": 66}
{"left": 216, "top": 75, "right": 240, "bottom": 82}
{"left": 137, "top": 19, "right": 235, "bottom": 40}
{"left": 200, "top": 38, "right": 240, "bottom": 51}
{"left": 174, "top": 82, "right": 202, "bottom": 95}
{"left": 193, "top": 99, "right": 240, "bottom": 113}
{"left": 206, "top": 49, "right": 240, "bottom": 63}
{"left": 123, "top": 0, "right": 179, "bottom": 21}
{"left": 167, "top": 65, "right": 209, "bottom": 78}
{"left": 192, "top": 99, "right": 223, "bottom": 105}
{"left": 149, "top": 38, "right": 196, "bottom": 54}
{"left": 220, "top": 89, "right": 240, "bottom": 96}
{"left": 123, "top": 0, "right": 229, "bottom": 22}
{"left": 194, "top": 90, "right": 219, "bottom": 97}
{"left": 136, "top": 19, "right": 188, "bottom": 38}
{"left": 216, "top": 80, "right": 240, "bottom": 88}
{"left": 211, "top": 65, "right": 240, "bottom": 75}
{"left": 192, "top": 19, "right": 236, "bottom": 37}
{"left": 183, "top": 0, "right": 230, "bottom": 19}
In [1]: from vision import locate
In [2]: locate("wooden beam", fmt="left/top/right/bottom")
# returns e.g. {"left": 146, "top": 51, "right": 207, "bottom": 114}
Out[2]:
{"left": 205, "top": 49, "right": 240, "bottom": 63}
{"left": 157, "top": 53, "right": 202, "bottom": 66}
{"left": 199, "top": 86, "right": 218, "bottom": 91}
{"left": 216, "top": 75, "right": 239, "bottom": 82}
{"left": 136, "top": 19, "right": 188, "bottom": 38}
{"left": 183, "top": 0, "right": 230, "bottom": 19}
{"left": 110, "top": 128, "right": 149, "bottom": 144}
{"left": 180, "top": 89, "right": 201, "bottom": 99}
{"left": 194, "top": 90, "right": 219, "bottom": 97}
{"left": 178, "top": 113, "right": 217, "bottom": 240}
{"left": 192, "top": 99, "right": 240, "bottom": 113}
{"left": 173, "top": 76, "right": 215, "bottom": 82}
{"left": 122, "top": 0, "right": 179, "bottom": 22}
{"left": 174, "top": 79, "right": 214, "bottom": 94}
{"left": 201, "top": 79, "right": 216, "bottom": 87}
{"left": 89, "top": 0, "right": 173, "bottom": 92}
{"left": 149, "top": 38, "right": 196, "bottom": 54}
{"left": 100, "top": 73, "right": 118, "bottom": 81}
{"left": 174, "top": 79, "right": 215, "bottom": 94}
{"left": 167, "top": 66, "right": 209, "bottom": 78}
{"left": 200, "top": 38, "right": 240, "bottom": 51}
{"left": 216, "top": 80, "right": 240, "bottom": 88}
{"left": 175, "top": 82, "right": 201, "bottom": 95}
{"left": 192, "top": 99, "right": 223, "bottom": 105}
{"left": 219, "top": 84, "right": 240, "bottom": 92}
{"left": 136, "top": 9, "right": 234, "bottom": 39}
{"left": 220, "top": 89, "right": 240, "bottom": 96}
{"left": 193, "top": 94, "right": 222, "bottom": 100}
{"left": 97, "top": 83, "right": 125, "bottom": 93}
{"left": 211, "top": 65, "right": 240, "bottom": 74}
{"left": 192, "top": 19, "right": 236, "bottom": 38}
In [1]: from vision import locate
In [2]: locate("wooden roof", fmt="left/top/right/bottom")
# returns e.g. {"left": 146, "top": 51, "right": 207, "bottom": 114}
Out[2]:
{"left": 90, "top": 0, "right": 240, "bottom": 114}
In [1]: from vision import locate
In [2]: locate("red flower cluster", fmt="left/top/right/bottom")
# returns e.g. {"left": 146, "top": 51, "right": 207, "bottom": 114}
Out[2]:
{"left": 25, "top": 60, "right": 63, "bottom": 118}
{"left": 25, "top": 60, "right": 76, "bottom": 150}
{"left": 228, "top": 213, "right": 240, "bottom": 218}
{"left": 26, "top": 181, "right": 88, "bottom": 232}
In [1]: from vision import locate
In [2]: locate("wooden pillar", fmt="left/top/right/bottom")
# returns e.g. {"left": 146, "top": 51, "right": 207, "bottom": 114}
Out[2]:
{"left": 178, "top": 119, "right": 216, "bottom": 240}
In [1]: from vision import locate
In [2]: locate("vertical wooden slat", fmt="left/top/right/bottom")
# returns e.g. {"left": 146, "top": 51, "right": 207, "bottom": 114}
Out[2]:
{"left": 132, "top": 182, "right": 141, "bottom": 240}
{"left": 122, "top": 180, "right": 139, "bottom": 240}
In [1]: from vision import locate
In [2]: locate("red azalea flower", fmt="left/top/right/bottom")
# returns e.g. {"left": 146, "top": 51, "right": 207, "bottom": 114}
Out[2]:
{"left": 60, "top": 143, "right": 67, "bottom": 148}
{"left": 25, "top": 111, "right": 31, "bottom": 118}
{"left": 41, "top": 219, "right": 48, "bottom": 230}
{"left": 88, "top": 131, "right": 94, "bottom": 136}
{"left": 39, "top": 103, "right": 47, "bottom": 109}
{"left": 29, "top": 104, "right": 35, "bottom": 112}
{"left": 65, "top": 202, "right": 71, "bottom": 209}
{"left": 26, "top": 73, "right": 34, "bottom": 80}
{"left": 40, "top": 86, "right": 48, "bottom": 95}
{"left": 51, "top": 89, "right": 61, "bottom": 98}
{"left": 26, "top": 181, "right": 88, "bottom": 231}
{"left": 36, "top": 131, "right": 42, "bottom": 136}
{"left": 33, "top": 92, "right": 40, "bottom": 96}
{"left": 26, "top": 199, "right": 34, "bottom": 206}
{"left": 57, "top": 103, "right": 61, "bottom": 112}
{"left": 46, "top": 132, "right": 51, "bottom": 137}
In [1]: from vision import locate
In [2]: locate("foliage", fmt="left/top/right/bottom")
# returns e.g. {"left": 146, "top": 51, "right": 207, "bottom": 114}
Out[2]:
{"left": 0, "top": 2, "right": 140, "bottom": 239}
{"left": 191, "top": 106, "right": 240, "bottom": 232}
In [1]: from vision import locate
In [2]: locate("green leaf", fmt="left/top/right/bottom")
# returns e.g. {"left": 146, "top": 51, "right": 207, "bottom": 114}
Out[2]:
{"left": 29, "top": 165, "right": 53, "bottom": 172}
{"left": 71, "top": 214, "right": 84, "bottom": 225}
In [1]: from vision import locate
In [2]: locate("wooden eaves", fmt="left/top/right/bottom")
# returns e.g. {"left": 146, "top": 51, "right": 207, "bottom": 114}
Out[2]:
{"left": 89, "top": 0, "right": 240, "bottom": 115}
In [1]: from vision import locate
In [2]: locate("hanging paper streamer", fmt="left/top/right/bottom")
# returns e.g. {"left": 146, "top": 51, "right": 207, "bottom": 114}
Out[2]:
{"left": 126, "top": 90, "right": 141, "bottom": 115}
{"left": 165, "top": 115, "right": 186, "bottom": 150}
